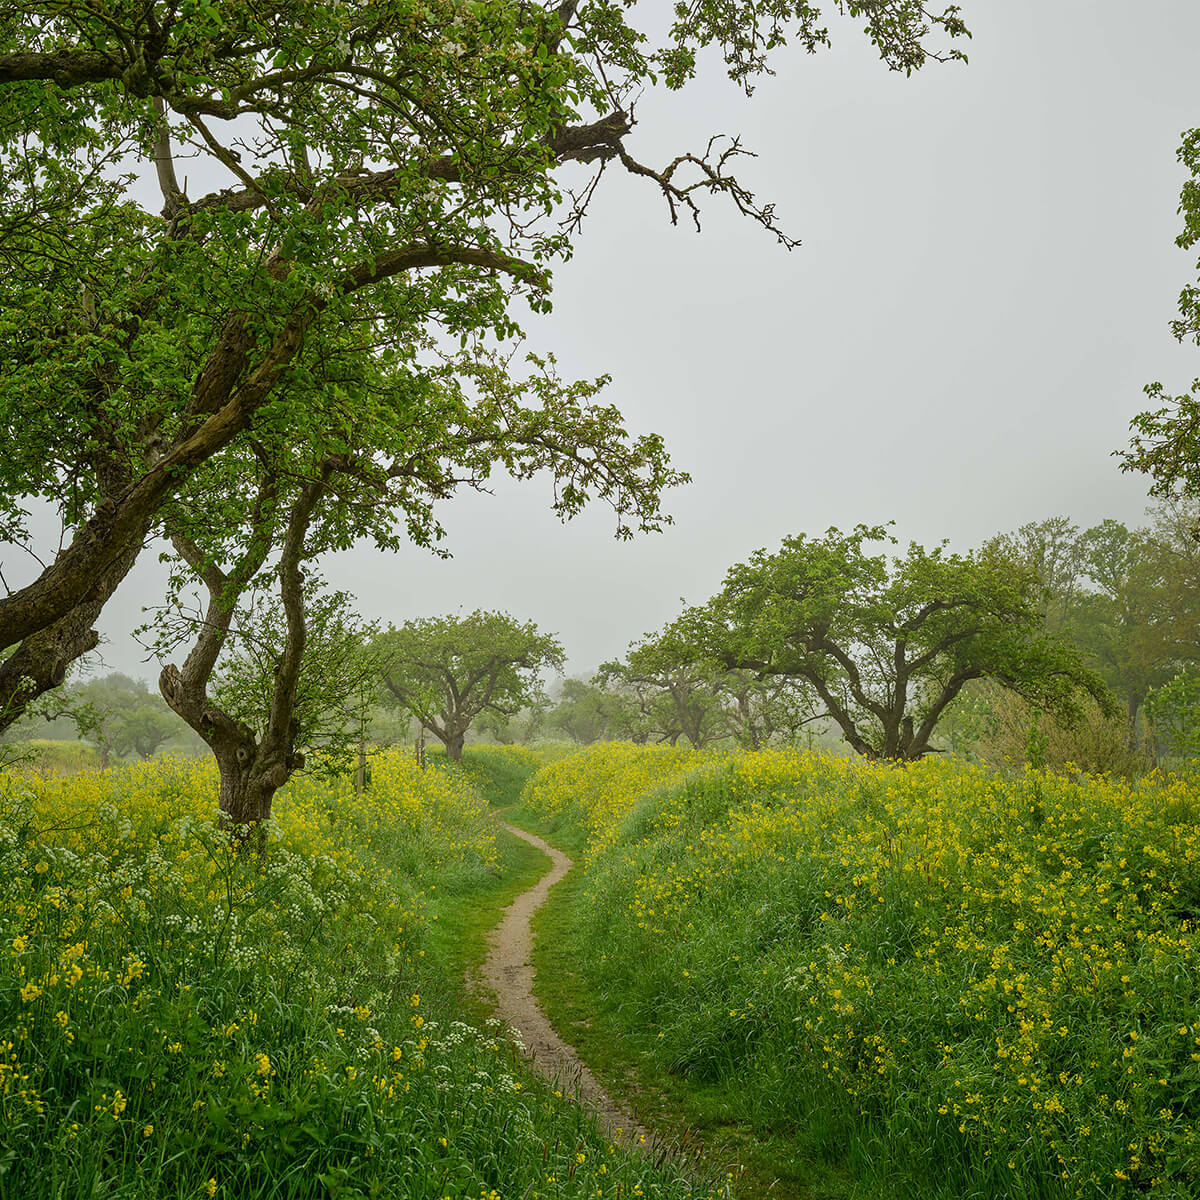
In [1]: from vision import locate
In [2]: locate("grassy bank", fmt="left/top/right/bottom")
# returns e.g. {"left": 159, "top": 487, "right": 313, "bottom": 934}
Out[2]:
{"left": 0, "top": 751, "right": 725, "bottom": 1200}
{"left": 518, "top": 743, "right": 1200, "bottom": 1200}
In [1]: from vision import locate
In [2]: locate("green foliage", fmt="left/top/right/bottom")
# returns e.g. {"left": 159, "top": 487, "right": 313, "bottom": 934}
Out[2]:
{"left": 0, "top": 0, "right": 971, "bottom": 728}
{"left": 987, "top": 508, "right": 1200, "bottom": 743}
{"left": 942, "top": 682, "right": 1146, "bottom": 778}
{"left": 0, "top": 756, "right": 717, "bottom": 1199}
{"left": 1146, "top": 671, "right": 1200, "bottom": 759}
{"left": 378, "top": 611, "right": 565, "bottom": 759}
{"left": 207, "top": 587, "right": 382, "bottom": 777}
{"left": 598, "top": 628, "right": 817, "bottom": 750}
{"left": 545, "top": 678, "right": 627, "bottom": 745}
{"left": 451, "top": 744, "right": 549, "bottom": 808}
{"left": 40, "top": 673, "right": 191, "bottom": 765}
{"left": 5, "top": 739, "right": 102, "bottom": 775}
{"left": 526, "top": 744, "right": 1200, "bottom": 1199}
{"left": 681, "top": 524, "right": 1112, "bottom": 760}
{"left": 1126, "top": 125, "right": 1200, "bottom": 497}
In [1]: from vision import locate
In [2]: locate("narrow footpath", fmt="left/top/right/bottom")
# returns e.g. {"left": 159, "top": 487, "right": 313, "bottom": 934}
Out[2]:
{"left": 478, "top": 821, "right": 650, "bottom": 1146}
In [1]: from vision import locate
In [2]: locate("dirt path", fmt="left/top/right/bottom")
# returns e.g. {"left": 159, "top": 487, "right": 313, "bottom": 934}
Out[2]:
{"left": 478, "top": 821, "right": 650, "bottom": 1146}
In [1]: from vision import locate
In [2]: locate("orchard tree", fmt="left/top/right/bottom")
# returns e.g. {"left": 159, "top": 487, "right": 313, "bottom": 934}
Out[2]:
{"left": 718, "top": 669, "right": 818, "bottom": 749}
{"left": 54, "top": 673, "right": 184, "bottom": 765}
{"left": 545, "top": 679, "right": 622, "bottom": 745}
{"left": 144, "top": 344, "right": 680, "bottom": 829}
{"left": 597, "top": 629, "right": 818, "bottom": 748}
{"left": 596, "top": 642, "right": 728, "bottom": 748}
{"left": 0, "top": 0, "right": 971, "bottom": 729}
{"left": 379, "top": 612, "right": 564, "bottom": 760}
{"left": 684, "top": 524, "right": 1114, "bottom": 762}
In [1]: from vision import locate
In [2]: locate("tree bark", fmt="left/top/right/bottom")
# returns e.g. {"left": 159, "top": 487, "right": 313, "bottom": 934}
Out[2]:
{"left": 0, "top": 533, "right": 146, "bottom": 733}
{"left": 445, "top": 729, "right": 465, "bottom": 761}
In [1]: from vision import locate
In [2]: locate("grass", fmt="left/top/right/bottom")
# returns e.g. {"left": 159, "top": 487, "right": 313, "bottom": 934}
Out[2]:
{"left": 424, "top": 824, "right": 550, "bottom": 1025}
{"left": 514, "top": 808, "right": 862, "bottom": 1200}
{"left": 0, "top": 753, "right": 728, "bottom": 1200}
{"left": 516, "top": 743, "right": 1200, "bottom": 1200}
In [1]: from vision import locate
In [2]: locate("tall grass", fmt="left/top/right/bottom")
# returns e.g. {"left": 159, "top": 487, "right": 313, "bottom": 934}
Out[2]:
{"left": 522, "top": 744, "right": 1200, "bottom": 1199}
{"left": 0, "top": 752, "right": 724, "bottom": 1199}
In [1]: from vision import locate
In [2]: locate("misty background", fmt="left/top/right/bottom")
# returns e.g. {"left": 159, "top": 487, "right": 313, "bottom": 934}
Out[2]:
{"left": 53, "top": 0, "right": 1200, "bottom": 681}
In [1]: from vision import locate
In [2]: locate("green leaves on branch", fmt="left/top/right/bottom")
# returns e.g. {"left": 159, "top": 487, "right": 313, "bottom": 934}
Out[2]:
{"left": 377, "top": 611, "right": 564, "bottom": 759}
{"left": 676, "top": 523, "right": 1112, "bottom": 761}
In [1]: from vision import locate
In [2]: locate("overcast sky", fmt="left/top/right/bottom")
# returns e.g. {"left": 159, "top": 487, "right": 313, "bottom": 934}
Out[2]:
{"left": 87, "top": 0, "right": 1200, "bottom": 681}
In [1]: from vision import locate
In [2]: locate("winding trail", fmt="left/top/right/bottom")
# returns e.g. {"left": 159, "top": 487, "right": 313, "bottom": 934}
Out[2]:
{"left": 478, "top": 821, "right": 650, "bottom": 1146}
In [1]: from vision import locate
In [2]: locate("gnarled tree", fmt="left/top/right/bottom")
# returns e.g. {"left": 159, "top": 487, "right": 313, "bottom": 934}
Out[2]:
{"left": 146, "top": 346, "right": 681, "bottom": 828}
{"left": 683, "top": 524, "right": 1114, "bottom": 761}
{"left": 379, "top": 611, "right": 564, "bottom": 761}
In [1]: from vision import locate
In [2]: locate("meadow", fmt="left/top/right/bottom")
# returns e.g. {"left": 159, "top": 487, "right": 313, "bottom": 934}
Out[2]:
{"left": 517, "top": 743, "right": 1200, "bottom": 1199}
{"left": 0, "top": 747, "right": 723, "bottom": 1200}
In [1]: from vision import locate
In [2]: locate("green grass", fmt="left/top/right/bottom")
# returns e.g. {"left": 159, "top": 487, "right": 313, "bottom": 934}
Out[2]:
{"left": 525, "top": 850, "right": 861, "bottom": 1200}
{"left": 510, "top": 801, "right": 863, "bottom": 1200}
{"left": 516, "top": 744, "right": 1200, "bottom": 1200}
{"left": 0, "top": 756, "right": 727, "bottom": 1200}
{"left": 433, "top": 744, "right": 549, "bottom": 809}
{"left": 423, "top": 824, "right": 550, "bottom": 1025}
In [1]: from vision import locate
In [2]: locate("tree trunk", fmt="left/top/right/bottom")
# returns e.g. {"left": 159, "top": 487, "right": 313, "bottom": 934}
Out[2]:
{"left": 0, "top": 534, "right": 145, "bottom": 734}
{"left": 445, "top": 729, "right": 465, "bottom": 761}
{"left": 1127, "top": 691, "right": 1143, "bottom": 752}
{"left": 217, "top": 758, "right": 279, "bottom": 828}
{"left": 161, "top": 665, "right": 296, "bottom": 849}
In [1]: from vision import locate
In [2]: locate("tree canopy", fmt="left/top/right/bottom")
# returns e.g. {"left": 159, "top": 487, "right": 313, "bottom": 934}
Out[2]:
{"left": 0, "top": 0, "right": 971, "bottom": 730}
{"left": 679, "top": 524, "right": 1113, "bottom": 761}
{"left": 597, "top": 629, "right": 816, "bottom": 748}
{"left": 1126, "top": 126, "right": 1200, "bottom": 496}
{"left": 378, "top": 610, "right": 564, "bottom": 759}
{"left": 987, "top": 509, "right": 1200, "bottom": 743}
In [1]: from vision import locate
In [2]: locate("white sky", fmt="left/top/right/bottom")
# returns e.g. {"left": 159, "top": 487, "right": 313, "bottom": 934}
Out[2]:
{"left": 84, "top": 0, "right": 1200, "bottom": 681}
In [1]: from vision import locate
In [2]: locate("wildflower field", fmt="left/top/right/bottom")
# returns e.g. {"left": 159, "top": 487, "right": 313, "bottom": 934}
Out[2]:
{"left": 0, "top": 748, "right": 720, "bottom": 1200}
{"left": 521, "top": 744, "right": 1200, "bottom": 1199}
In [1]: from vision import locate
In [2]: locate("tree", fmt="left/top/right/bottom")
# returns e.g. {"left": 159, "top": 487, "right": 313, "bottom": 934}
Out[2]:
{"left": 718, "top": 668, "right": 818, "bottom": 749}
{"left": 684, "top": 524, "right": 1114, "bottom": 762}
{"left": 596, "top": 629, "right": 818, "bottom": 748}
{"left": 0, "top": 1, "right": 971, "bottom": 730}
{"left": 52, "top": 673, "right": 185, "bottom": 766}
{"left": 985, "top": 516, "right": 1084, "bottom": 634}
{"left": 1068, "top": 519, "right": 1183, "bottom": 739}
{"left": 153, "top": 571, "right": 381, "bottom": 830}
{"left": 378, "top": 612, "right": 564, "bottom": 760}
{"left": 141, "top": 344, "right": 679, "bottom": 829}
{"left": 596, "top": 642, "right": 729, "bottom": 748}
{"left": 1126, "top": 126, "right": 1200, "bottom": 494}
{"left": 1145, "top": 672, "right": 1200, "bottom": 761}
{"left": 545, "top": 678, "right": 624, "bottom": 745}
{"left": 990, "top": 510, "right": 1200, "bottom": 746}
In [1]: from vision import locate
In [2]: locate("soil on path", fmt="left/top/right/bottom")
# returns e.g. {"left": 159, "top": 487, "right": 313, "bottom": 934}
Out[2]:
{"left": 478, "top": 821, "right": 650, "bottom": 1146}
